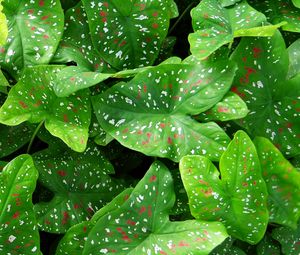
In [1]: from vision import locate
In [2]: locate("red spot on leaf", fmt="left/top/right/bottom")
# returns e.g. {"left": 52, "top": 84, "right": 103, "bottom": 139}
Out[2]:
{"left": 19, "top": 101, "right": 28, "bottom": 109}
{"left": 152, "top": 23, "right": 159, "bottom": 29}
{"left": 139, "top": 206, "right": 146, "bottom": 214}
{"left": 39, "top": 0, "right": 45, "bottom": 7}
{"left": 43, "top": 35, "right": 49, "bottom": 39}
{"left": 100, "top": 11, "right": 107, "bottom": 17}
{"left": 45, "top": 219, "right": 51, "bottom": 225}
{"left": 148, "top": 205, "right": 152, "bottom": 217}
{"left": 63, "top": 114, "right": 69, "bottom": 123}
{"left": 217, "top": 106, "right": 229, "bottom": 113}
{"left": 57, "top": 170, "right": 67, "bottom": 177}
{"left": 62, "top": 211, "right": 69, "bottom": 225}
{"left": 286, "top": 122, "right": 293, "bottom": 128}
{"left": 178, "top": 241, "right": 189, "bottom": 247}
{"left": 152, "top": 12, "right": 158, "bottom": 17}
{"left": 242, "top": 182, "right": 248, "bottom": 187}
{"left": 253, "top": 47, "right": 262, "bottom": 58}
{"left": 160, "top": 251, "right": 167, "bottom": 255}
{"left": 41, "top": 15, "right": 49, "bottom": 20}
{"left": 12, "top": 211, "right": 20, "bottom": 219}
{"left": 149, "top": 175, "right": 157, "bottom": 182}
{"left": 126, "top": 220, "right": 136, "bottom": 226}
{"left": 31, "top": 27, "right": 36, "bottom": 31}
{"left": 74, "top": 204, "right": 80, "bottom": 209}
{"left": 0, "top": 47, "right": 5, "bottom": 53}
{"left": 167, "top": 137, "right": 173, "bottom": 144}
{"left": 103, "top": 2, "right": 109, "bottom": 7}
{"left": 83, "top": 226, "right": 87, "bottom": 232}
{"left": 28, "top": 9, "right": 34, "bottom": 14}
{"left": 33, "top": 100, "right": 42, "bottom": 107}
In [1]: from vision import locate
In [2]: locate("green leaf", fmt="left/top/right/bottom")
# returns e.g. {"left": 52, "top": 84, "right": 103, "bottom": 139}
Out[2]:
{"left": 0, "top": 0, "right": 64, "bottom": 78}
{"left": 188, "top": 0, "right": 281, "bottom": 60}
{"left": 55, "top": 188, "right": 133, "bottom": 255}
{"left": 293, "top": 0, "right": 300, "bottom": 8}
{"left": 272, "top": 223, "right": 300, "bottom": 255}
{"left": 83, "top": 161, "right": 228, "bottom": 255}
{"left": 288, "top": 38, "right": 300, "bottom": 79}
{"left": 51, "top": 2, "right": 110, "bottom": 72}
{"left": 0, "top": 123, "right": 35, "bottom": 158}
{"left": 92, "top": 62, "right": 236, "bottom": 162}
{"left": 220, "top": 0, "right": 242, "bottom": 7}
{"left": 180, "top": 131, "right": 269, "bottom": 244}
{"left": 0, "top": 66, "right": 91, "bottom": 152}
{"left": 256, "top": 234, "right": 281, "bottom": 255}
{"left": 249, "top": 0, "right": 300, "bottom": 32}
{"left": 230, "top": 31, "right": 300, "bottom": 157}
{"left": 33, "top": 142, "right": 125, "bottom": 234}
{"left": 194, "top": 92, "right": 249, "bottom": 122}
{"left": 0, "top": 155, "right": 40, "bottom": 254}
{"left": 254, "top": 137, "right": 300, "bottom": 228}
{"left": 0, "top": 0, "right": 8, "bottom": 46}
{"left": 82, "top": 0, "right": 172, "bottom": 70}
{"left": 0, "top": 69, "right": 9, "bottom": 94}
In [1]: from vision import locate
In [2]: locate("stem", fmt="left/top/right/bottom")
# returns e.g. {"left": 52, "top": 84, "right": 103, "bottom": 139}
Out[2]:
{"left": 27, "top": 121, "right": 44, "bottom": 154}
{"left": 168, "top": 2, "right": 196, "bottom": 36}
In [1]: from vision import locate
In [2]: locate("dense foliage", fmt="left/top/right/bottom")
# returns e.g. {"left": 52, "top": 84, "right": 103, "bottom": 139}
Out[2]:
{"left": 0, "top": 0, "right": 300, "bottom": 254}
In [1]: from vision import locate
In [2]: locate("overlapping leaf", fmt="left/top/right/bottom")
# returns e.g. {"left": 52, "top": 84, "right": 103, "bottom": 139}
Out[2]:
{"left": 52, "top": 2, "right": 109, "bottom": 72}
{"left": 93, "top": 62, "right": 236, "bottom": 162}
{"left": 256, "top": 234, "right": 281, "bottom": 255}
{"left": 254, "top": 137, "right": 300, "bottom": 228}
{"left": 180, "top": 131, "right": 269, "bottom": 244}
{"left": 0, "top": 0, "right": 7, "bottom": 46}
{"left": 249, "top": 0, "right": 300, "bottom": 32}
{"left": 0, "top": 155, "right": 40, "bottom": 254}
{"left": 0, "top": 0, "right": 64, "bottom": 78}
{"left": 82, "top": 0, "right": 174, "bottom": 70}
{"left": 33, "top": 142, "right": 125, "bottom": 233}
{"left": 189, "top": 0, "right": 283, "bottom": 60}
{"left": 231, "top": 31, "right": 300, "bottom": 157}
{"left": 194, "top": 92, "right": 249, "bottom": 122}
{"left": 272, "top": 223, "right": 300, "bottom": 255}
{"left": 288, "top": 38, "right": 300, "bottom": 79}
{"left": 82, "top": 161, "right": 228, "bottom": 255}
{"left": 0, "top": 66, "right": 91, "bottom": 152}
{"left": 56, "top": 188, "right": 133, "bottom": 255}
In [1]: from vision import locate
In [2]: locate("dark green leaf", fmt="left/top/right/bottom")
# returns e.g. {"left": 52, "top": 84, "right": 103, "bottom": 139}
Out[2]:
{"left": 230, "top": 31, "right": 300, "bottom": 157}
{"left": 0, "top": 69, "right": 8, "bottom": 94}
{"left": 93, "top": 62, "right": 236, "bottom": 162}
{"left": 180, "top": 131, "right": 269, "bottom": 244}
{"left": 0, "top": 155, "right": 40, "bottom": 254}
{"left": 33, "top": 142, "right": 125, "bottom": 233}
{"left": 254, "top": 137, "right": 300, "bottom": 228}
{"left": 288, "top": 38, "right": 300, "bottom": 79}
{"left": 256, "top": 234, "right": 281, "bottom": 255}
{"left": 272, "top": 223, "right": 300, "bottom": 255}
{"left": 0, "top": 66, "right": 91, "bottom": 152}
{"left": 0, "top": 0, "right": 64, "bottom": 77}
{"left": 83, "top": 161, "right": 228, "bottom": 254}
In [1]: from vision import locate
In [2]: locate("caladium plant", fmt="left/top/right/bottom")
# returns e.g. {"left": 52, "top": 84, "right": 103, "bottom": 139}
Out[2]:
{"left": 0, "top": 0, "right": 299, "bottom": 254}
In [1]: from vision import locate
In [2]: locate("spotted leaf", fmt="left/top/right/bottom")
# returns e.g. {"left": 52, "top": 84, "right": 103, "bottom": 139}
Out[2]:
{"left": 82, "top": 0, "right": 174, "bottom": 70}
{"left": 272, "top": 223, "right": 300, "bottom": 255}
{"left": 288, "top": 38, "right": 300, "bottom": 79}
{"left": 33, "top": 142, "right": 125, "bottom": 234}
{"left": 56, "top": 188, "right": 133, "bottom": 255}
{"left": 180, "top": 131, "right": 269, "bottom": 244}
{"left": 230, "top": 31, "right": 300, "bottom": 157}
{"left": 0, "top": 123, "right": 35, "bottom": 158}
{"left": 0, "top": 155, "right": 40, "bottom": 254}
{"left": 256, "top": 234, "right": 281, "bottom": 255}
{"left": 194, "top": 92, "right": 249, "bottom": 122}
{"left": 92, "top": 62, "right": 236, "bottom": 162}
{"left": 0, "top": 66, "right": 91, "bottom": 152}
{"left": 52, "top": 2, "right": 110, "bottom": 72}
{"left": 249, "top": 0, "right": 300, "bottom": 32}
{"left": 0, "top": 0, "right": 64, "bottom": 78}
{"left": 83, "top": 161, "right": 228, "bottom": 255}
{"left": 254, "top": 137, "right": 300, "bottom": 228}
{"left": 0, "top": 0, "right": 7, "bottom": 46}
{"left": 188, "top": 0, "right": 282, "bottom": 60}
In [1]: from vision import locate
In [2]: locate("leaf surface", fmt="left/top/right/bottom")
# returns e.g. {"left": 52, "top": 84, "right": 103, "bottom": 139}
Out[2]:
{"left": 83, "top": 161, "right": 228, "bottom": 255}
{"left": 180, "top": 131, "right": 269, "bottom": 244}
{"left": 288, "top": 38, "right": 300, "bottom": 79}
{"left": 0, "top": 0, "right": 8, "bottom": 46}
{"left": 0, "top": 0, "right": 64, "bottom": 77}
{"left": 0, "top": 66, "right": 91, "bottom": 152}
{"left": 254, "top": 137, "right": 300, "bottom": 228}
{"left": 33, "top": 142, "right": 125, "bottom": 233}
{"left": 230, "top": 31, "right": 300, "bottom": 157}
{"left": 0, "top": 155, "right": 40, "bottom": 254}
{"left": 93, "top": 63, "right": 236, "bottom": 162}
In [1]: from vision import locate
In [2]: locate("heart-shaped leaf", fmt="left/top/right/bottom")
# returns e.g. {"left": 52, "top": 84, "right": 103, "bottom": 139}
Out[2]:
{"left": 0, "top": 155, "right": 40, "bottom": 254}
{"left": 288, "top": 38, "right": 300, "bottom": 79}
{"left": 0, "top": 0, "right": 64, "bottom": 78}
{"left": 230, "top": 31, "right": 300, "bottom": 157}
{"left": 83, "top": 161, "right": 228, "bottom": 255}
{"left": 0, "top": 123, "right": 35, "bottom": 158}
{"left": 272, "top": 223, "right": 300, "bottom": 255}
{"left": 82, "top": 0, "right": 173, "bottom": 70}
{"left": 33, "top": 142, "right": 125, "bottom": 233}
{"left": 180, "top": 130, "right": 269, "bottom": 244}
{"left": 194, "top": 92, "right": 249, "bottom": 122}
{"left": 256, "top": 234, "right": 281, "bottom": 255}
{"left": 254, "top": 137, "right": 300, "bottom": 228}
{"left": 51, "top": 2, "right": 110, "bottom": 72}
{"left": 92, "top": 62, "right": 236, "bottom": 162}
{"left": 249, "top": 0, "right": 300, "bottom": 32}
{"left": 0, "top": 66, "right": 91, "bottom": 152}
{"left": 188, "top": 0, "right": 283, "bottom": 60}
{"left": 56, "top": 188, "right": 133, "bottom": 255}
{"left": 0, "top": 0, "right": 7, "bottom": 46}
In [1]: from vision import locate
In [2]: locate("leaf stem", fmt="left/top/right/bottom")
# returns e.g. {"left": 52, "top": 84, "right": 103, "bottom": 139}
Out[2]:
{"left": 27, "top": 121, "right": 44, "bottom": 154}
{"left": 168, "top": 2, "right": 197, "bottom": 36}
